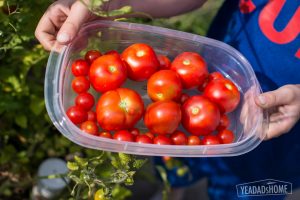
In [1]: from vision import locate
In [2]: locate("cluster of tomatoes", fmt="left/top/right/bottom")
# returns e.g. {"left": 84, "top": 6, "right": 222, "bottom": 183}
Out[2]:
{"left": 66, "top": 43, "right": 240, "bottom": 146}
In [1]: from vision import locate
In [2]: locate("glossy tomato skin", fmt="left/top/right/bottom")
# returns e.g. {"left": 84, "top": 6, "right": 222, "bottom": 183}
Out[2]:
{"left": 204, "top": 78, "right": 240, "bottom": 113}
{"left": 135, "top": 135, "right": 153, "bottom": 144}
{"left": 90, "top": 54, "right": 127, "bottom": 93}
{"left": 105, "top": 50, "right": 119, "bottom": 57}
{"left": 98, "top": 131, "right": 112, "bottom": 139}
{"left": 217, "top": 129, "right": 235, "bottom": 144}
{"left": 96, "top": 88, "right": 144, "bottom": 131}
{"left": 144, "top": 101, "right": 181, "bottom": 135}
{"left": 129, "top": 128, "right": 140, "bottom": 136}
{"left": 80, "top": 121, "right": 98, "bottom": 135}
{"left": 153, "top": 135, "right": 173, "bottom": 145}
{"left": 87, "top": 111, "right": 97, "bottom": 122}
{"left": 187, "top": 135, "right": 202, "bottom": 145}
{"left": 66, "top": 106, "right": 88, "bottom": 124}
{"left": 75, "top": 92, "right": 95, "bottom": 111}
{"left": 113, "top": 130, "right": 135, "bottom": 142}
{"left": 72, "top": 76, "right": 90, "bottom": 93}
{"left": 147, "top": 70, "right": 182, "bottom": 101}
{"left": 202, "top": 135, "right": 221, "bottom": 145}
{"left": 216, "top": 115, "right": 230, "bottom": 131}
{"left": 179, "top": 93, "right": 189, "bottom": 104}
{"left": 171, "top": 52, "right": 208, "bottom": 89}
{"left": 85, "top": 50, "right": 102, "bottom": 65}
{"left": 145, "top": 132, "right": 155, "bottom": 140}
{"left": 209, "top": 72, "right": 224, "bottom": 81}
{"left": 157, "top": 55, "right": 171, "bottom": 70}
{"left": 121, "top": 43, "right": 159, "bottom": 81}
{"left": 71, "top": 59, "right": 89, "bottom": 76}
{"left": 182, "top": 96, "right": 220, "bottom": 136}
{"left": 170, "top": 131, "right": 188, "bottom": 145}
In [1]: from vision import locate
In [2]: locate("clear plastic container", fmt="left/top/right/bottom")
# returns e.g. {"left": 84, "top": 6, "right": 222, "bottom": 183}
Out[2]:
{"left": 45, "top": 20, "right": 268, "bottom": 157}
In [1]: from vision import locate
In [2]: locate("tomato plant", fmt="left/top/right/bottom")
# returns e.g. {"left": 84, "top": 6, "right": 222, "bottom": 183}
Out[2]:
{"left": 66, "top": 106, "right": 88, "bottom": 124}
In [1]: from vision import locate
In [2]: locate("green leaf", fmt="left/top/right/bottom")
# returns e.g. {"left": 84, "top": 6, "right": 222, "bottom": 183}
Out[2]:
{"left": 30, "top": 96, "right": 45, "bottom": 116}
{"left": 15, "top": 114, "right": 27, "bottom": 128}
{"left": 118, "top": 153, "right": 131, "bottom": 166}
{"left": 133, "top": 159, "right": 146, "bottom": 169}
{"left": 67, "top": 162, "right": 79, "bottom": 171}
{"left": 74, "top": 156, "right": 88, "bottom": 167}
{"left": 112, "top": 185, "right": 132, "bottom": 200}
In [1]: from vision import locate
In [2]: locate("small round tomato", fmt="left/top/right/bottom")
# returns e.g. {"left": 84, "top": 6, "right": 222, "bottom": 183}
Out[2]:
{"left": 145, "top": 132, "right": 155, "bottom": 140}
{"left": 90, "top": 54, "right": 127, "bottom": 93}
{"left": 80, "top": 121, "right": 98, "bottom": 135}
{"left": 197, "top": 77, "right": 209, "bottom": 92}
{"left": 135, "top": 135, "right": 153, "bottom": 144}
{"left": 216, "top": 115, "right": 230, "bottom": 131}
{"left": 209, "top": 72, "right": 224, "bottom": 81}
{"left": 204, "top": 78, "right": 240, "bottom": 113}
{"left": 202, "top": 135, "right": 221, "bottom": 145}
{"left": 129, "top": 128, "right": 140, "bottom": 136}
{"left": 217, "top": 129, "right": 235, "bottom": 144}
{"left": 94, "top": 189, "right": 107, "bottom": 200}
{"left": 96, "top": 88, "right": 144, "bottom": 131}
{"left": 179, "top": 93, "right": 189, "bottom": 104}
{"left": 113, "top": 130, "right": 135, "bottom": 142}
{"left": 182, "top": 96, "right": 220, "bottom": 136}
{"left": 147, "top": 70, "right": 182, "bottom": 101}
{"left": 66, "top": 106, "right": 88, "bottom": 124}
{"left": 157, "top": 55, "right": 171, "bottom": 70}
{"left": 85, "top": 50, "right": 102, "bottom": 65}
{"left": 105, "top": 50, "right": 119, "bottom": 56}
{"left": 144, "top": 101, "right": 181, "bottom": 135}
{"left": 71, "top": 59, "right": 89, "bottom": 76}
{"left": 72, "top": 76, "right": 90, "bottom": 93}
{"left": 87, "top": 111, "right": 97, "bottom": 122}
{"left": 121, "top": 43, "right": 159, "bottom": 81}
{"left": 98, "top": 131, "right": 112, "bottom": 139}
{"left": 153, "top": 135, "right": 172, "bottom": 145}
{"left": 75, "top": 92, "right": 95, "bottom": 111}
{"left": 171, "top": 52, "right": 208, "bottom": 89}
{"left": 170, "top": 131, "right": 188, "bottom": 145}
{"left": 187, "top": 135, "right": 202, "bottom": 145}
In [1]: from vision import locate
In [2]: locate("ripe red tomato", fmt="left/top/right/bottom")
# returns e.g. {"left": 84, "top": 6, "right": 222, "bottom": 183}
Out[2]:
{"left": 144, "top": 101, "right": 181, "bottom": 135}
{"left": 216, "top": 115, "right": 230, "bottom": 131}
{"left": 171, "top": 52, "right": 208, "bottom": 89}
{"left": 179, "top": 93, "right": 189, "bottom": 104}
{"left": 66, "top": 106, "right": 88, "bottom": 124}
{"left": 98, "top": 131, "right": 112, "bottom": 139}
{"left": 89, "top": 54, "right": 127, "bottom": 93}
{"left": 187, "top": 135, "right": 202, "bottom": 145}
{"left": 113, "top": 130, "right": 135, "bottom": 142}
{"left": 217, "top": 129, "right": 235, "bottom": 144}
{"left": 135, "top": 135, "right": 153, "bottom": 144}
{"left": 75, "top": 92, "right": 95, "bottom": 111}
{"left": 145, "top": 132, "right": 155, "bottom": 140}
{"left": 96, "top": 88, "right": 144, "bottom": 131}
{"left": 157, "top": 55, "right": 171, "bottom": 70}
{"left": 105, "top": 50, "right": 119, "bottom": 57}
{"left": 204, "top": 78, "right": 240, "bottom": 113}
{"left": 85, "top": 50, "right": 102, "bottom": 65}
{"left": 170, "top": 131, "right": 188, "bottom": 145}
{"left": 80, "top": 121, "right": 98, "bottom": 135}
{"left": 121, "top": 43, "right": 159, "bottom": 81}
{"left": 129, "top": 128, "right": 140, "bottom": 136}
{"left": 87, "top": 111, "right": 97, "bottom": 122}
{"left": 153, "top": 135, "right": 173, "bottom": 145}
{"left": 72, "top": 76, "right": 90, "bottom": 93}
{"left": 209, "top": 72, "right": 224, "bottom": 81}
{"left": 202, "top": 135, "right": 221, "bottom": 145}
{"left": 71, "top": 59, "right": 89, "bottom": 76}
{"left": 182, "top": 96, "right": 220, "bottom": 136}
{"left": 147, "top": 70, "right": 182, "bottom": 101}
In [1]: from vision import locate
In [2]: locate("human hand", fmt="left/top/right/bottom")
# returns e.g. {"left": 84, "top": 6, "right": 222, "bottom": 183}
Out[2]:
{"left": 255, "top": 84, "right": 300, "bottom": 140}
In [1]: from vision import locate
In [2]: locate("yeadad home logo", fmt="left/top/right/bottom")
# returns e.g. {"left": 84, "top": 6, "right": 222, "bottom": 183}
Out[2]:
{"left": 236, "top": 179, "right": 292, "bottom": 197}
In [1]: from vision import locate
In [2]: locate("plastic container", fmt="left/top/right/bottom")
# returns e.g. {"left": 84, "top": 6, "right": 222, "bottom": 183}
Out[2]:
{"left": 45, "top": 20, "right": 268, "bottom": 157}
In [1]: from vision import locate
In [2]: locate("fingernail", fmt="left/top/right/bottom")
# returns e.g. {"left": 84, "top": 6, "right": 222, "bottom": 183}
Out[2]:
{"left": 258, "top": 95, "right": 266, "bottom": 105}
{"left": 57, "top": 32, "right": 70, "bottom": 43}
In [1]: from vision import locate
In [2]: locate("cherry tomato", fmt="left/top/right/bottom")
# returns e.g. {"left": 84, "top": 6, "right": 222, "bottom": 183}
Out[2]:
{"left": 153, "top": 135, "right": 173, "bottom": 145}
{"left": 113, "top": 130, "right": 135, "bottom": 142}
{"left": 144, "top": 101, "right": 181, "bottom": 135}
{"left": 171, "top": 52, "right": 208, "bottom": 89}
{"left": 197, "top": 77, "right": 209, "bottom": 92}
{"left": 179, "top": 93, "right": 189, "bottom": 104}
{"left": 202, "top": 135, "right": 221, "bottom": 145}
{"left": 145, "top": 132, "right": 155, "bottom": 140}
{"left": 66, "top": 106, "right": 88, "bottom": 124}
{"left": 182, "top": 96, "right": 220, "bottom": 136}
{"left": 157, "top": 55, "right": 171, "bottom": 70}
{"left": 87, "top": 111, "right": 97, "bottom": 122}
{"left": 129, "top": 128, "right": 140, "bottom": 136}
{"left": 80, "top": 121, "right": 98, "bottom": 135}
{"left": 216, "top": 115, "right": 230, "bottom": 131}
{"left": 105, "top": 50, "right": 119, "bottom": 56}
{"left": 71, "top": 59, "right": 89, "bottom": 76}
{"left": 96, "top": 88, "right": 144, "bottom": 131}
{"left": 135, "top": 135, "right": 153, "bottom": 144}
{"left": 98, "top": 131, "right": 112, "bottom": 139}
{"left": 187, "top": 135, "right": 202, "bottom": 145}
{"left": 147, "top": 70, "right": 182, "bottom": 101}
{"left": 94, "top": 189, "right": 107, "bottom": 200}
{"left": 121, "top": 43, "right": 159, "bottom": 81}
{"left": 90, "top": 54, "right": 127, "bottom": 93}
{"left": 75, "top": 92, "right": 95, "bottom": 111}
{"left": 217, "top": 129, "right": 235, "bottom": 144}
{"left": 72, "top": 76, "right": 90, "bottom": 93}
{"left": 85, "top": 50, "right": 102, "bottom": 65}
{"left": 209, "top": 72, "right": 224, "bottom": 81}
{"left": 204, "top": 78, "right": 240, "bottom": 113}
{"left": 170, "top": 131, "right": 188, "bottom": 145}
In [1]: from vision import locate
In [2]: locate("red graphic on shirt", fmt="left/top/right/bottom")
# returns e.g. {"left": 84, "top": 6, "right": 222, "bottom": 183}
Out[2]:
{"left": 239, "top": 0, "right": 256, "bottom": 14}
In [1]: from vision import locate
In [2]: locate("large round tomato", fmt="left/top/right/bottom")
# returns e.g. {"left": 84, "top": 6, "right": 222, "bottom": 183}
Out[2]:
{"left": 171, "top": 52, "right": 208, "bottom": 89}
{"left": 182, "top": 96, "right": 220, "bottom": 136}
{"left": 203, "top": 78, "right": 240, "bottom": 113}
{"left": 147, "top": 70, "right": 182, "bottom": 101}
{"left": 89, "top": 54, "right": 127, "bottom": 93}
{"left": 96, "top": 88, "right": 144, "bottom": 131}
{"left": 121, "top": 43, "right": 159, "bottom": 81}
{"left": 144, "top": 101, "right": 181, "bottom": 135}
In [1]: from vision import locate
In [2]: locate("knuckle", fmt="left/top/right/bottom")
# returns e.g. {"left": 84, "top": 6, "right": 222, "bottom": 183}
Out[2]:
{"left": 282, "top": 85, "right": 297, "bottom": 101}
